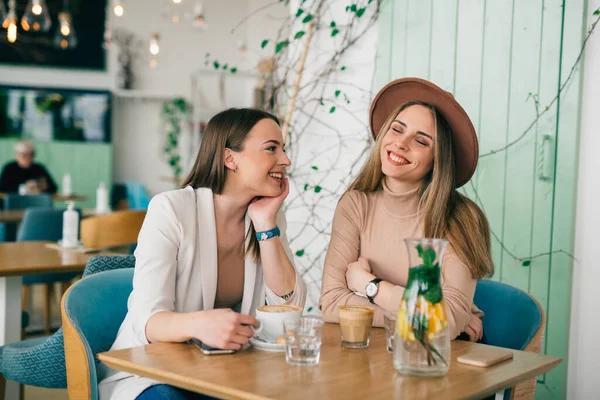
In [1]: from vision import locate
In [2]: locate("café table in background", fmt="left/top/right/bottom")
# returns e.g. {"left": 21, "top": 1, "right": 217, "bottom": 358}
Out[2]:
{"left": 98, "top": 323, "right": 562, "bottom": 400}
{"left": 0, "top": 241, "right": 114, "bottom": 399}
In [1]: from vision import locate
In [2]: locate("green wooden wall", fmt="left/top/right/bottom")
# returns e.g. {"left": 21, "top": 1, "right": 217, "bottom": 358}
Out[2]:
{"left": 0, "top": 138, "right": 112, "bottom": 210}
{"left": 376, "top": 0, "right": 586, "bottom": 398}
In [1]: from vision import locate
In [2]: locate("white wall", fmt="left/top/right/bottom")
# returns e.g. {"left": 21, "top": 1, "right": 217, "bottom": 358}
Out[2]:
{"left": 0, "top": 0, "right": 288, "bottom": 195}
{"left": 568, "top": 1, "right": 600, "bottom": 397}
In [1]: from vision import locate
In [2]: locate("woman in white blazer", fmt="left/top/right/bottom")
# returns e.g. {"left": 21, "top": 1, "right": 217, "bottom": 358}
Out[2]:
{"left": 99, "top": 108, "right": 307, "bottom": 400}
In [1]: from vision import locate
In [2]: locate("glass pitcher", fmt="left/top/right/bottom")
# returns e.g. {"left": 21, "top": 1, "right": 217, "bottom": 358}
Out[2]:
{"left": 394, "top": 238, "right": 451, "bottom": 377}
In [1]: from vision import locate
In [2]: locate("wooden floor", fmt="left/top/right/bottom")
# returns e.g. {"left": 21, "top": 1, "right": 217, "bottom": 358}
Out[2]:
{"left": 23, "top": 284, "right": 69, "bottom": 400}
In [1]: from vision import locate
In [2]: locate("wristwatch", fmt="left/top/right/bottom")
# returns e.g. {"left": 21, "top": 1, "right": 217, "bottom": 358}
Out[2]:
{"left": 365, "top": 278, "right": 382, "bottom": 304}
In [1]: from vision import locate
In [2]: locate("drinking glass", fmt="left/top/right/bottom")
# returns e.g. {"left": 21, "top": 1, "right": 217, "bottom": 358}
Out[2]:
{"left": 283, "top": 316, "right": 324, "bottom": 366}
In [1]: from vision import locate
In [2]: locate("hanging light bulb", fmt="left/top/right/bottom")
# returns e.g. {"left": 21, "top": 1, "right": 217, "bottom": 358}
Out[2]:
{"left": 54, "top": 12, "right": 77, "bottom": 49}
{"left": 3, "top": 1, "right": 18, "bottom": 43}
{"left": 193, "top": 1, "right": 206, "bottom": 28}
{"left": 21, "top": 0, "right": 52, "bottom": 32}
{"left": 149, "top": 33, "right": 160, "bottom": 56}
{"left": 172, "top": 0, "right": 182, "bottom": 4}
{"left": 113, "top": 1, "right": 124, "bottom": 17}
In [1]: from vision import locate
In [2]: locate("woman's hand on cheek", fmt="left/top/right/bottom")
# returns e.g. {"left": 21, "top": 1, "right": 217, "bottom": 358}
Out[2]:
{"left": 248, "top": 177, "right": 289, "bottom": 231}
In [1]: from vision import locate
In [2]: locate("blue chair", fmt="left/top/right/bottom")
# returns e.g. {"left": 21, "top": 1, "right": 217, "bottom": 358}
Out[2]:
{"left": 0, "top": 256, "right": 135, "bottom": 392}
{"left": 474, "top": 280, "right": 545, "bottom": 400}
{"left": 0, "top": 194, "right": 53, "bottom": 242}
{"left": 18, "top": 208, "right": 81, "bottom": 335}
{"left": 62, "top": 268, "right": 134, "bottom": 400}
{"left": 125, "top": 181, "right": 151, "bottom": 210}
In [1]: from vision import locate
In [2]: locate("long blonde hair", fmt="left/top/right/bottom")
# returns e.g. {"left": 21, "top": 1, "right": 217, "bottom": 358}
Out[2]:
{"left": 348, "top": 102, "right": 493, "bottom": 279}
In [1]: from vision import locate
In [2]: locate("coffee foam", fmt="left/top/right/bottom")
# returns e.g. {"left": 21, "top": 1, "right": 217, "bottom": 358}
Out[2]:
{"left": 257, "top": 305, "right": 301, "bottom": 313}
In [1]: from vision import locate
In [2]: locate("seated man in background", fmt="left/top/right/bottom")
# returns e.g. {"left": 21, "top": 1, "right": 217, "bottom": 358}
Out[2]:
{"left": 0, "top": 140, "right": 57, "bottom": 194}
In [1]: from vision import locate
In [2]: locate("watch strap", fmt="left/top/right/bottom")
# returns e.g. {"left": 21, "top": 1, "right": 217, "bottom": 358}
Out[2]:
{"left": 366, "top": 278, "right": 382, "bottom": 304}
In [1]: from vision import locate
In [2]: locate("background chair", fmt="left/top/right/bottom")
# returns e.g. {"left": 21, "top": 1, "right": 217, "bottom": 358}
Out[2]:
{"left": 62, "top": 268, "right": 134, "bottom": 400}
{"left": 474, "top": 280, "right": 545, "bottom": 400}
{"left": 0, "top": 194, "right": 53, "bottom": 242}
{"left": 18, "top": 208, "right": 81, "bottom": 334}
{"left": 125, "top": 181, "right": 151, "bottom": 210}
{"left": 80, "top": 210, "right": 146, "bottom": 253}
{"left": 0, "top": 256, "right": 135, "bottom": 399}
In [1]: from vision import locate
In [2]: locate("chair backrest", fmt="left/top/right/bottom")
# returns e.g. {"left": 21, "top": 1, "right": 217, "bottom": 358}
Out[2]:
{"left": 125, "top": 181, "right": 151, "bottom": 210}
{"left": 1, "top": 194, "right": 54, "bottom": 241}
{"left": 62, "top": 268, "right": 134, "bottom": 400}
{"left": 80, "top": 210, "right": 146, "bottom": 250}
{"left": 5, "top": 194, "right": 54, "bottom": 209}
{"left": 474, "top": 280, "right": 544, "bottom": 351}
{"left": 474, "top": 280, "right": 545, "bottom": 400}
{"left": 17, "top": 208, "right": 79, "bottom": 242}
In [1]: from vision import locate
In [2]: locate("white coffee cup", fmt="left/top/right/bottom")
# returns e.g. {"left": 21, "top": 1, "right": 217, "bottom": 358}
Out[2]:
{"left": 252, "top": 304, "right": 302, "bottom": 342}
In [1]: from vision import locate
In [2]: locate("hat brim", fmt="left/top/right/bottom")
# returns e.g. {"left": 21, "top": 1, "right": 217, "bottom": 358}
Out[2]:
{"left": 369, "top": 78, "right": 478, "bottom": 188}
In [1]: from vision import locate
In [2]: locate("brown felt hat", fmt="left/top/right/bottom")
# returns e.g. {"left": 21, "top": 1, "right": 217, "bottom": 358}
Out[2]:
{"left": 369, "top": 77, "right": 478, "bottom": 188}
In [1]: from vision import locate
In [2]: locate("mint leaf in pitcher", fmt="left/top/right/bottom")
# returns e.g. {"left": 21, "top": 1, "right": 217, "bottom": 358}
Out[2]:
{"left": 416, "top": 244, "right": 436, "bottom": 267}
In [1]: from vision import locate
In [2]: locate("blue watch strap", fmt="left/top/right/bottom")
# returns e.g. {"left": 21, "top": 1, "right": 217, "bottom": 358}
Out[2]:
{"left": 256, "top": 226, "right": 280, "bottom": 241}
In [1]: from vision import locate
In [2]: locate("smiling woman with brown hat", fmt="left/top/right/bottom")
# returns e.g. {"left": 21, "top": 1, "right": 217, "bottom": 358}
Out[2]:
{"left": 320, "top": 78, "right": 493, "bottom": 341}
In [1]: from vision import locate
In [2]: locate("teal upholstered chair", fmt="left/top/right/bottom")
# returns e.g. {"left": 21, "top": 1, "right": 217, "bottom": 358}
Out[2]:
{"left": 0, "top": 256, "right": 135, "bottom": 394}
{"left": 63, "top": 268, "right": 134, "bottom": 400}
{"left": 474, "top": 280, "right": 545, "bottom": 400}
{"left": 125, "top": 181, "right": 151, "bottom": 210}
{"left": 0, "top": 194, "right": 53, "bottom": 242}
{"left": 18, "top": 208, "right": 81, "bottom": 334}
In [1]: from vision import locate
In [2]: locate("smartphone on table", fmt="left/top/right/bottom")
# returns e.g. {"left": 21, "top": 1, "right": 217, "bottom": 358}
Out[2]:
{"left": 189, "top": 338, "right": 236, "bottom": 355}
{"left": 457, "top": 346, "right": 513, "bottom": 367}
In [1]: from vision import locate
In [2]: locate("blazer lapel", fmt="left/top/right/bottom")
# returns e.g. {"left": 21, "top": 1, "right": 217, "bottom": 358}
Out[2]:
{"left": 196, "top": 188, "right": 217, "bottom": 310}
{"left": 240, "top": 213, "right": 258, "bottom": 315}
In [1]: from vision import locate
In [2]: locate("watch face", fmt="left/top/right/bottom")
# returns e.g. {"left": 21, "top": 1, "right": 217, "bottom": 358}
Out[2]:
{"left": 366, "top": 282, "right": 377, "bottom": 297}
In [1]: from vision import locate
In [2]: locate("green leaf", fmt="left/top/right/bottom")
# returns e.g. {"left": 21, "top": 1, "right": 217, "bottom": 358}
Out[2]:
{"left": 303, "top": 183, "right": 309, "bottom": 191}
{"left": 314, "top": 185, "right": 322, "bottom": 193}
{"left": 416, "top": 244, "right": 436, "bottom": 267}
{"left": 275, "top": 40, "right": 289, "bottom": 54}
{"left": 345, "top": 5, "right": 350, "bottom": 11}
{"left": 340, "top": 66, "right": 346, "bottom": 71}
{"left": 205, "top": 52, "right": 210, "bottom": 57}
{"left": 423, "top": 284, "right": 443, "bottom": 304}
{"left": 294, "top": 31, "right": 306, "bottom": 39}
{"left": 307, "top": 306, "right": 313, "bottom": 312}
{"left": 302, "top": 14, "right": 313, "bottom": 23}
{"left": 261, "top": 39, "right": 269, "bottom": 49}
{"left": 594, "top": 8, "right": 600, "bottom": 15}
{"left": 522, "top": 260, "right": 531, "bottom": 267}
{"left": 356, "top": 7, "right": 365, "bottom": 17}
{"left": 222, "top": 64, "right": 228, "bottom": 70}
{"left": 334, "top": 90, "right": 341, "bottom": 97}
{"left": 311, "top": 165, "right": 318, "bottom": 170}
{"left": 350, "top": 4, "right": 357, "bottom": 12}
{"left": 329, "top": 106, "right": 336, "bottom": 113}
{"left": 319, "top": 98, "right": 324, "bottom": 106}
{"left": 295, "top": 249, "right": 305, "bottom": 257}
{"left": 296, "top": 8, "right": 304, "bottom": 17}
{"left": 213, "top": 61, "right": 220, "bottom": 69}
{"left": 230, "top": 67, "right": 237, "bottom": 74}
{"left": 331, "top": 28, "right": 340, "bottom": 37}
{"left": 330, "top": 21, "right": 336, "bottom": 27}
{"left": 204, "top": 61, "right": 209, "bottom": 65}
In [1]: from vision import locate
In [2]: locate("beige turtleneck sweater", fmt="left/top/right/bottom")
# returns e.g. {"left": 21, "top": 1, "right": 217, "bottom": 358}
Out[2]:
{"left": 320, "top": 180, "right": 479, "bottom": 339}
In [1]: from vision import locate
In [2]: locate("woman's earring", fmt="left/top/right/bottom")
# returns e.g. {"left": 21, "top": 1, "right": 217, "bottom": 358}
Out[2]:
{"left": 233, "top": 165, "right": 238, "bottom": 173}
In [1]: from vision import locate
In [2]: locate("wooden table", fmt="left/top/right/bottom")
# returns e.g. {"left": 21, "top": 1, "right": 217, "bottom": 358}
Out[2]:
{"left": 0, "top": 241, "right": 113, "bottom": 399}
{"left": 0, "top": 208, "right": 98, "bottom": 223}
{"left": 0, "top": 193, "right": 88, "bottom": 201}
{"left": 98, "top": 324, "right": 561, "bottom": 400}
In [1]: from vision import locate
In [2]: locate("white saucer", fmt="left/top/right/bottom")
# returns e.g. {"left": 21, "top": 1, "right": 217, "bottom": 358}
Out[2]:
{"left": 249, "top": 336, "right": 286, "bottom": 352}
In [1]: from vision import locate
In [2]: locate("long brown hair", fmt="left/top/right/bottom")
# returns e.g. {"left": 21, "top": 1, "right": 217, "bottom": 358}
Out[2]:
{"left": 348, "top": 102, "right": 493, "bottom": 279}
{"left": 182, "top": 108, "right": 280, "bottom": 261}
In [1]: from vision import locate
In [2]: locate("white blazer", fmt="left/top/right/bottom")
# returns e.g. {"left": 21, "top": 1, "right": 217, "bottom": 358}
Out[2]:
{"left": 99, "top": 186, "right": 307, "bottom": 400}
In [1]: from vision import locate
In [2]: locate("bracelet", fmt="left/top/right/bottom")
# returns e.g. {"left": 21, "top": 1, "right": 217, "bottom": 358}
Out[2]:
{"left": 255, "top": 226, "right": 280, "bottom": 241}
